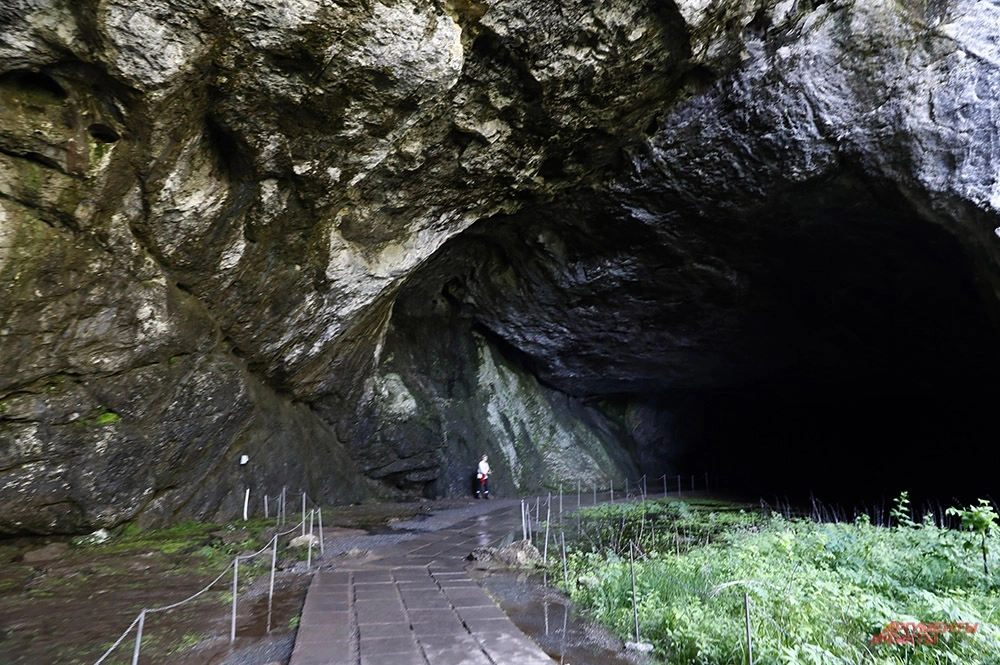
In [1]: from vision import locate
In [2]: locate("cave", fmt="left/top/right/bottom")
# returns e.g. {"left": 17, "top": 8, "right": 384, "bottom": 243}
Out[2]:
{"left": 391, "top": 168, "right": 1000, "bottom": 512}
{"left": 2, "top": 0, "right": 1000, "bottom": 534}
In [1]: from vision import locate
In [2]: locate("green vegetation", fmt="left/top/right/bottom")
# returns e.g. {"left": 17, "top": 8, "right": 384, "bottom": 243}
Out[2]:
{"left": 560, "top": 496, "right": 1000, "bottom": 664}
{"left": 94, "top": 409, "right": 121, "bottom": 425}
{"left": 81, "top": 518, "right": 274, "bottom": 563}
{"left": 76, "top": 406, "right": 122, "bottom": 426}
{"left": 171, "top": 633, "right": 206, "bottom": 654}
{"left": 946, "top": 498, "right": 999, "bottom": 577}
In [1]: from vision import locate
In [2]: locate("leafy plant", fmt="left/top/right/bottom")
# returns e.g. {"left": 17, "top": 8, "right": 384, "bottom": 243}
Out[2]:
{"left": 946, "top": 499, "right": 999, "bottom": 577}
{"left": 564, "top": 496, "right": 1000, "bottom": 664}
{"left": 889, "top": 491, "right": 916, "bottom": 528}
{"left": 94, "top": 409, "right": 121, "bottom": 425}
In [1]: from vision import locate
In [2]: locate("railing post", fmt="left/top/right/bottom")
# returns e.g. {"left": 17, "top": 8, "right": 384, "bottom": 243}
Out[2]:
{"left": 231, "top": 556, "right": 239, "bottom": 642}
{"left": 131, "top": 610, "right": 146, "bottom": 665}
{"left": 307, "top": 510, "right": 315, "bottom": 570}
{"left": 745, "top": 592, "right": 754, "bottom": 665}
{"left": 521, "top": 499, "right": 528, "bottom": 540}
{"left": 543, "top": 495, "right": 551, "bottom": 565}
{"left": 561, "top": 532, "right": 568, "bottom": 590}
{"left": 317, "top": 506, "right": 325, "bottom": 556}
{"left": 267, "top": 536, "right": 277, "bottom": 633}
{"left": 630, "top": 543, "right": 639, "bottom": 644}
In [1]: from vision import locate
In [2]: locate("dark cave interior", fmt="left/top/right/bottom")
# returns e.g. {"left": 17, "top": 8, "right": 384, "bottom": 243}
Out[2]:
{"left": 393, "top": 161, "right": 1000, "bottom": 513}
{"left": 668, "top": 200, "right": 1000, "bottom": 513}
{"left": 439, "top": 175, "right": 1000, "bottom": 512}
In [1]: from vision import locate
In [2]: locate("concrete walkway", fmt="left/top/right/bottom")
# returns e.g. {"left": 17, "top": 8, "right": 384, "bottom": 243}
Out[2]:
{"left": 288, "top": 499, "right": 555, "bottom": 665}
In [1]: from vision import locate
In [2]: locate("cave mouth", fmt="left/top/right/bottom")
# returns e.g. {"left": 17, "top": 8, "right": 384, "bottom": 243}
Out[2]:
{"left": 655, "top": 190, "right": 1000, "bottom": 513}
{"left": 674, "top": 376, "right": 999, "bottom": 513}
{"left": 415, "top": 171, "right": 1000, "bottom": 511}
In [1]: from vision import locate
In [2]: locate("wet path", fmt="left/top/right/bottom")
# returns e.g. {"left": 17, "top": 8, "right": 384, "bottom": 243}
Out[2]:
{"left": 289, "top": 498, "right": 554, "bottom": 665}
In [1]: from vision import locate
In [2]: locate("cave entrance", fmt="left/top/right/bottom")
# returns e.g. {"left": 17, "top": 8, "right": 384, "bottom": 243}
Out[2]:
{"left": 663, "top": 180, "right": 1000, "bottom": 512}
{"left": 397, "top": 171, "right": 1000, "bottom": 511}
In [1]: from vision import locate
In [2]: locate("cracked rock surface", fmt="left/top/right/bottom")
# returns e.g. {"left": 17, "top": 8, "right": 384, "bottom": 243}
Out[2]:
{"left": 1, "top": 0, "right": 999, "bottom": 534}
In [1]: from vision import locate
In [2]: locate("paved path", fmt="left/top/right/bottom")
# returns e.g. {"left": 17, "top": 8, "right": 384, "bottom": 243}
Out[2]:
{"left": 288, "top": 499, "right": 554, "bottom": 665}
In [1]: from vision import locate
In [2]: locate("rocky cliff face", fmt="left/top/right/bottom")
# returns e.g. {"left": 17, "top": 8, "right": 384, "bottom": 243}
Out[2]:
{"left": 2, "top": 0, "right": 998, "bottom": 534}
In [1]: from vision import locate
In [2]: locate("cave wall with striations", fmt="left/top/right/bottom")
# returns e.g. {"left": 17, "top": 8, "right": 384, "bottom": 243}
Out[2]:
{"left": 1, "top": 0, "right": 999, "bottom": 533}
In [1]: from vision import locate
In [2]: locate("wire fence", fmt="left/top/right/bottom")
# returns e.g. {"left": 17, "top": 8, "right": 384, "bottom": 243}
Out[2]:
{"left": 516, "top": 486, "right": 788, "bottom": 664}
{"left": 91, "top": 488, "right": 327, "bottom": 665}
{"left": 518, "top": 478, "right": 997, "bottom": 665}
{"left": 89, "top": 470, "right": 713, "bottom": 665}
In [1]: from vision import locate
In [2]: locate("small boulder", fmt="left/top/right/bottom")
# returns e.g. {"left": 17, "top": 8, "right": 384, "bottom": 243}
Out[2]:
{"left": 625, "top": 641, "right": 654, "bottom": 653}
{"left": 290, "top": 534, "right": 320, "bottom": 548}
{"left": 469, "top": 539, "right": 543, "bottom": 569}
{"left": 71, "top": 529, "right": 111, "bottom": 547}
{"left": 22, "top": 542, "right": 70, "bottom": 564}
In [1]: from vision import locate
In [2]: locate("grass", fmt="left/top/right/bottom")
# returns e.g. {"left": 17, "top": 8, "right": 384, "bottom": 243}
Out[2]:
{"left": 561, "top": 495, "right": 1000, "bottom": 664}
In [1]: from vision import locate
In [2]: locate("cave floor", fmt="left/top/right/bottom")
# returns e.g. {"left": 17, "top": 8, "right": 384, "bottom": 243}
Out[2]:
{"left": 294, "top": 493, "right": 653, "bottom": 665}
{"left": 0, "top": 494, "right": 655, "bottom": 665}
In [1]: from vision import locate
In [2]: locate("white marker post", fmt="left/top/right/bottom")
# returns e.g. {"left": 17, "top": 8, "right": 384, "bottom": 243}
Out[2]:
{"left": 240, "top": 455, "right": 250, "bottom": 521}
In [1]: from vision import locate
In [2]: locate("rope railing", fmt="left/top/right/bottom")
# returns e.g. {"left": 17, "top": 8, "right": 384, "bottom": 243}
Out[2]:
{"left": 91, "top": 491, "right": 327, "bottom": 665}
{"left": 95, "top": 471, "right": 711, "bottom": 664}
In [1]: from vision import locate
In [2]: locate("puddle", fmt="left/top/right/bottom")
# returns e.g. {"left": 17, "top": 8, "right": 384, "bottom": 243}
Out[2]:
{"left": 470, "top": 567, "right": 653, "bottom": 665}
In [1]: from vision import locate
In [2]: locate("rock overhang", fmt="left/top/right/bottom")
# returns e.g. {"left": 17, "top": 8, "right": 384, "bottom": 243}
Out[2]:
{"left": 0, "top": 0, "right": 998, "bottom": 533}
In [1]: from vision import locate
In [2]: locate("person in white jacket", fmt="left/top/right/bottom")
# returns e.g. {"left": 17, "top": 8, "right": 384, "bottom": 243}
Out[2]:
{"left": 476, "top": 455, "right": 491, "bottom": 499}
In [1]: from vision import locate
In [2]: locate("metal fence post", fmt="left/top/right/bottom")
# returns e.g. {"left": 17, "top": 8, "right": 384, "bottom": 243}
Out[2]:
{"left": 307, "top": 510, "right": 314, "bottom": 571}
{"left": 317, "top": 507, "right": 325, "bottom": 556}
{"left": 745, "top": 592, "right": 754, "bottom": 665}
{"left": 630, "top": 542, "right": 640, "bottom": 644}
{"left": 267, "top": 535, "right": 277, "bottom": 633}
{"left": 543, "top": 495, "right": 551, "bottom": 565}
{"left": 561, "top": 532, "right": 568, "bottom": 590}
{"left": 131, "top": 610, "right": 145, "bottom": 665}
{"left": 230, "top": 556, "right": 239, "bottom": 642}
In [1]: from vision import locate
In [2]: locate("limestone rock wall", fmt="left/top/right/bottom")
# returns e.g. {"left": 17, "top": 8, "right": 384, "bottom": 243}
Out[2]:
{"left": 1, "top": 0, "right": 999, "bottom": 533}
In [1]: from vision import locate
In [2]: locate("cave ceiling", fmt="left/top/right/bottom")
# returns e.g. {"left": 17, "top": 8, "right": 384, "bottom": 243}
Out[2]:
{"left": 1, "top": 0, "right": 999, "bottom": 533}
